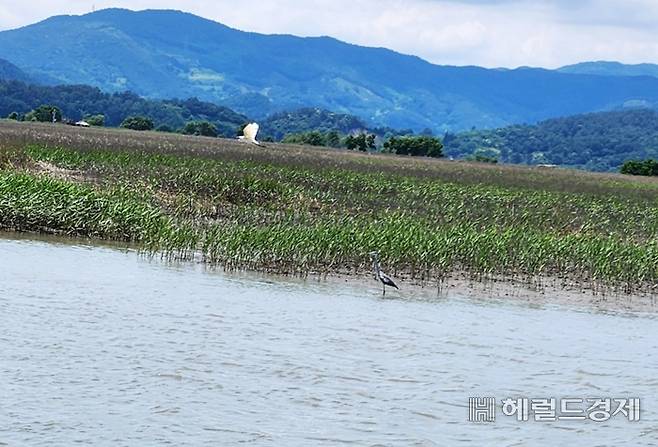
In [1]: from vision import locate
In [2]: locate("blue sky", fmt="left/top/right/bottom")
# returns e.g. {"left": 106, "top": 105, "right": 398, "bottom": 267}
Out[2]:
{"left": 0, "top": 0, "right": 656, "bottom": 68}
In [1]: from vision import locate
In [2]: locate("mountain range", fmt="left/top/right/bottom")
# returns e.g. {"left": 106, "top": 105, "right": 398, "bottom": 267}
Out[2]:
{"left": 2, "top": 8, "right": 658, "bottom": 132}
{"left": 558, "top": 61, "right": 658, "bottom": 79}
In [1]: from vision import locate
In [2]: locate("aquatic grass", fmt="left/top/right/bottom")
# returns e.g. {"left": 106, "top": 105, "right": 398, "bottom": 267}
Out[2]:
{"left": 0, "top": 171, "right": 172, "bottom": 241}
{"left": 197, "top": 214, "right": 657, "bottom": 291}
{"left": 23, "top": 144, "right": 658, "bottom": 241}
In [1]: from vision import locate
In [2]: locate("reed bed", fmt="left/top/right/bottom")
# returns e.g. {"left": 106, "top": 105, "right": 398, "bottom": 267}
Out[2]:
{"left": 1, "top": 121, "right": 657, "bottom": 294}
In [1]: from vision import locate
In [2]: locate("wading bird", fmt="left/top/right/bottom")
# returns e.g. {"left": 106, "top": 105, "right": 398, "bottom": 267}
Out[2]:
{"left": 238, "top": 122, "right": 261, "bottom": 146}
{"left": 369, "top": 251, "right": 399, "bottom": 296}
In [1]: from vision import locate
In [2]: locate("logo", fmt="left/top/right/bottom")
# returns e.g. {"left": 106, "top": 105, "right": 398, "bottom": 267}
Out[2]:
{"left": 468, "top": 397, "right": 496, "bottom": 423}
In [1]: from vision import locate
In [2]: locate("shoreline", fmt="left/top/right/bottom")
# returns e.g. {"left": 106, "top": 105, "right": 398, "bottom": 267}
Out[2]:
{"left": 3, "top": 229, "right": 657, "bottom": 313}
{"left": 304, "top": 269, "right": 658, "bottom": 313}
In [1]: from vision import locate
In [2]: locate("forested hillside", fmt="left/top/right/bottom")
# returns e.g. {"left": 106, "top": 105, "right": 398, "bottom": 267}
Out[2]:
{"left": 0, "top": 58, "right": 30, "bottom": 82}
{"left": 0, "top": 80, "right": 247, "bottom": 136}
{"left": 261, "top": 108, "right": 369, "bottom": 140}
{"left": 444, "top": 108, "right": 658, "bottom": 171}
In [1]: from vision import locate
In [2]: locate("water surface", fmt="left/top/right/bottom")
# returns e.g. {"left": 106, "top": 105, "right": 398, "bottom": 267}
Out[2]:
{"left": 1, "top": 234, "right": 657, "bottom": 445}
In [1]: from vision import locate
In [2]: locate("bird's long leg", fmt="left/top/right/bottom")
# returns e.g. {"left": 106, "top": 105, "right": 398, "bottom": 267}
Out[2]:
{"left": 383, "top": 283, "right": 386, "bottom": 296}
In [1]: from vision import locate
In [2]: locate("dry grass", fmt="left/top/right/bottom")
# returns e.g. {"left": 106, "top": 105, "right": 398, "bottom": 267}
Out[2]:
{"left": 2, "top": 120, "right": 656, "bottom": 201}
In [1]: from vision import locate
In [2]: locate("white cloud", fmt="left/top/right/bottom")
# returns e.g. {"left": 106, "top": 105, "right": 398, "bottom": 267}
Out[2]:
{"left": 0, "top": 0, "right": 657, "bottom": 68}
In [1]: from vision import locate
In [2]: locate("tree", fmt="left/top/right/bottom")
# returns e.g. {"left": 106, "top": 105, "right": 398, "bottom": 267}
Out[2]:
{"left": 24, "top": 105, "right": 62, "bottom": 123}
{"left": 120, "top": 116, "right": 154, "bottom": 131}
{"left": 621, "top": 159, "right": 658, "bottom": 176}
{"left": 344, "top": 133, "right": 376, "bottom": 151}
{"left": 282, "top": 131, "right": 340, "bottom": 147}
{"left": 305, "top": 131, "right": 325, "bottom": 146}
{"left": 366, "top": 134, "right": 376, "bottom": 151}
{"left": 344, "top": 135, "right": 357, "bottom": 150}
{"left": 182, "top": 121, "right": 218, "bottom": 137}
{"left": 84, "top": 114, "right": 105, "bottom": 126}
{"left": 325, "top": 131, "right": 341, "bottom": 148}
{"left": 466, "top": 147, "right": 499, "bottom": 164}
{"left": 7, "top": 111, "right": 19, "bottom": 120}
{"left": 383, "top": 135, "right": 443, "bottom": 157}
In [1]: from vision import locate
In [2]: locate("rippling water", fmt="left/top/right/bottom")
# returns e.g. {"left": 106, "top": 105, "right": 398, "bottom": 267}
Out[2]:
{"left": 1, "top": 234, "right": 657, "bottom": 446}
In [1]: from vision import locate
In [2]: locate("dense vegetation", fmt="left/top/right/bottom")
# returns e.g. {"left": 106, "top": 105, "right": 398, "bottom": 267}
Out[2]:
{"left": 0, "top": 80, "right": 247, "bottom": 137}
{"left": 281, "top": 130, "right": 378, "bottom": 151}
{"left": 444, "top": 109, "right": 658, "bottom": 171}
{"left": 120, "top": 116, "right": 154, "bottom": 131}
{"left": 0, "top": 121, "right": 656, "bottom": 294}
{"left": 384, "top": 135, "right": 443, "bottom": 157}
{"left": 621, "top": 159, "right": 658, "bottom": 177}
{"left": 4, "top": 9, "right": 658, "bottom": 131}
{"left": 281, "top": 131, "right": 342, "bottom": 147}
{"left": 23, "top": 105, "right": 62, "bottom": 123}
{"left": 262, "top": 108, "right": 368, "bottom": 141}
{"left": 344, "top": 133, "right": 376, "bottom": 152}
{"left": 181, "top": 121, "right": 218, "bottom": 137}
{"left": 265, "top": 108, "right": 418, "bottom": 149}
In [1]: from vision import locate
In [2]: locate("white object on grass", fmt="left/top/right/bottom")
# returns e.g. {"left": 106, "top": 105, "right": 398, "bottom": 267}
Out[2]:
{"left": 238, "top": 122, "right": 261, "bottom": 146}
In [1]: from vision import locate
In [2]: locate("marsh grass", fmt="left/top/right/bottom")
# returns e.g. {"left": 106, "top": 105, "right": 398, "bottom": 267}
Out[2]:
{"left": 1, "top": 120, "right": 657, "bottom": 294}
{"left": 0, "top": 171, "right": 170, "bottom": 240}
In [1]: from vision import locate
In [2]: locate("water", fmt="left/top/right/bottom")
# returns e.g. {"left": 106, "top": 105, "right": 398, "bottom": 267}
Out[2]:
{"left": 1, "top": 234, "right": 657, "bottom": 446}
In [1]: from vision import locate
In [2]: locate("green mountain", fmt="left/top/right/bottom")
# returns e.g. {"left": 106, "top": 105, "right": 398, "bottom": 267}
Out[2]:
{"left": 0, "top": 79, "right": 247, "bottom": 136}
{"left": 0, "top": 58, "right": 30, "bottom": 82}
{"left": 559, "top": 61, "right": 658, "bottom": 79}
{"left": 3, "top": 9, "right": 658, "bottom": 132}
{"left": 444, "top": 108, "right": 658, "bottom": 172}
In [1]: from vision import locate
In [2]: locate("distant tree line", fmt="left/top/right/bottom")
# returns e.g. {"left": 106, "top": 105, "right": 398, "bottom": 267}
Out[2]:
{"left": 0, "top": 79, "right": 246, "bottom": 137}
{"left": 1, "top": 79, "right": 446, "bottom": 158}
{"left": 383, "top": 135, "right": 443, "bottom": 157}
{"left": 443, "top": 108, "right": 658, "bottom": 172}
{"left": 282, "top": 130, "right": 342, "bottom": 147}
{"left": 262, "top": 108, "right": 368, "bottom": 141}
{"left": 279, "top": 130, "right": 444, "bottom": 157}
{"left": 7, "top": 104, "right": 228, "bottom": 138}
{"left": 280, "top": 131, "right": 376, "bottom": 151}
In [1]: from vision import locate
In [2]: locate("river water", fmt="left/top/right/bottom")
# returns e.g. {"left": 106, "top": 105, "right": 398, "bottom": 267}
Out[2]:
{"left": 1, "top": 234, "right": 657, "bottom": 446}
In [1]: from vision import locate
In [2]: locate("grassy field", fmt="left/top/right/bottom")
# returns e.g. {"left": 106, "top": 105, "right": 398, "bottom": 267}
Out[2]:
{"left": 1, "top": 120, "right": 657, "bottom": 294}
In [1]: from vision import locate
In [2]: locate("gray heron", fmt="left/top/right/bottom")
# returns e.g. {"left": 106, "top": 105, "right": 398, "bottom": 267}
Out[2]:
{"left": 369, "top": 251, "right": 399, "bottom": 295}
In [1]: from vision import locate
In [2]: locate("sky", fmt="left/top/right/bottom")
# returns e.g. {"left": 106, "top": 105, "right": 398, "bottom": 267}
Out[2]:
{"left": 0, "top": 0, "right": 657, "bottom": 68}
